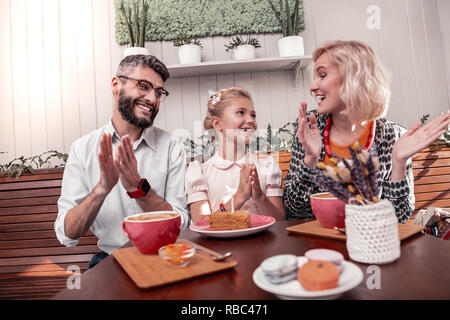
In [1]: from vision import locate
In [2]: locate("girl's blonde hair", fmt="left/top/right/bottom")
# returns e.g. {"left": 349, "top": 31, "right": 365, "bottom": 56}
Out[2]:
{"left": 204, "top": 87, "right": 252, "bottom": 130}
{"left": 313, "top": 40, "right": 391, "bottom": 123}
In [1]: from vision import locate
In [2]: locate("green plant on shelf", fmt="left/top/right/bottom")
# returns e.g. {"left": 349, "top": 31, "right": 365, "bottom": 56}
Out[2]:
{"left": 267, "top": 0, "right": 303, "bottom": 37}
{"left": 0, "top": 150, "right": 68, "bottom": 179}
{"left": 173, "top": 38, "right": 202, "bottom": 47}
{"left": 117, "top": 0, "right": 150, "bottom": 47}
{"left": 225, "top": 35, "right": 261, "bottom": 53}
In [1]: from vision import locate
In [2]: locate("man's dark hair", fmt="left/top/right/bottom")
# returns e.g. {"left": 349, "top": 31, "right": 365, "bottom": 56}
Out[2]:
{"left": 116, "top": 54, "right": 170, "bottom": 82}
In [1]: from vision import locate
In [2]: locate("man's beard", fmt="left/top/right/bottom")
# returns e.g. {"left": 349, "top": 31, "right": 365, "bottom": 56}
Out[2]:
{"left": 118, "top": 90, "right": 158, "bottom": 129}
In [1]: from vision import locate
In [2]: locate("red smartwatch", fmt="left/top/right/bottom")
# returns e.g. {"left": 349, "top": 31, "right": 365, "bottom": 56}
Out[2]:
{"left": 127, "top": 179, "right": 151, "bottom": 199}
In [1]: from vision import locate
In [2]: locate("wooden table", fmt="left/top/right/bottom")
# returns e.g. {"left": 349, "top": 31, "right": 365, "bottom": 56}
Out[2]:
{"left": 53, "top": 220, "right": 450, "bottom": 300}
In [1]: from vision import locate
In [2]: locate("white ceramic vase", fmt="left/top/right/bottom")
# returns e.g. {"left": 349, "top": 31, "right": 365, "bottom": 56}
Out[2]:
{"left": 178, "top": 44, "right": 201, "bottom": 64}
{"left": 233, "top": 45, "right": 256, "bottom": 60}
{"left": 123, "top": 47, "right": 150, "bottom": 57}
{"left": 278, "top": 36, "right": 304, "bottom": 57}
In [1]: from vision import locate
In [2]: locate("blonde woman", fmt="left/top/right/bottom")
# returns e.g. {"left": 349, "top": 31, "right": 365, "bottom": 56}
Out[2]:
{"left": 283, "top": 40, "right": 450, "bottom": 222}
{"left": 185, "top": 87, "right": 286, "bottom": 223}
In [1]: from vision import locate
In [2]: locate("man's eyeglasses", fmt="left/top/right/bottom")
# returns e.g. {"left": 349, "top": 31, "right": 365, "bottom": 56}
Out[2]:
{"left": 117, "top": 75, "right": 169, "bottom": 102}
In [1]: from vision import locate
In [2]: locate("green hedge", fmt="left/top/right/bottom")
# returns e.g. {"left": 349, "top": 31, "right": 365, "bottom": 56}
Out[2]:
{"left": 115, "top": 0, "right": 305, "bottom": 45}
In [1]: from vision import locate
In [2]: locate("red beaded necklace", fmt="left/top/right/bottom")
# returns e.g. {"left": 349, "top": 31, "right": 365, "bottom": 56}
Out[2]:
{"left": 323, "top": 116, "right": 376, "bottom": 157}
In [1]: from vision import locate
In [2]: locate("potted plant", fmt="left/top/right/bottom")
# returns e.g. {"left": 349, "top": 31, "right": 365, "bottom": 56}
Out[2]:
{"left": 173, "top": 38, "right": 203, "bottom": 65}
{"left": 250, "top": 122, "right": 294, "bottom": 182}
{"left": 268, "top": 0, "right": 304, "bottom": 57}
{"left": 225, "top": 35, "right": 261, "bottom": 60}
{"left": 117, "top": 0, "right": 150, "bottom": 57}
{"left": 0, "top": 150, "right": 68, "bottom": 179}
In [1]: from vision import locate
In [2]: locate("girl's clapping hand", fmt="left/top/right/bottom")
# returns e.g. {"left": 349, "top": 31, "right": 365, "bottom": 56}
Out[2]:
{"left": 236, "top": 164, "right": 252, "bottom": 203}
{"left": 249, "top": 165, "right": 264, "bottom": 201}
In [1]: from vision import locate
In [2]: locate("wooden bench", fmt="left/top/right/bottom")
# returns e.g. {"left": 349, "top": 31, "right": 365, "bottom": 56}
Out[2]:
{"left": 0, "top": 168, "right": 98, "bottom": 300}
{"left": 412, "top": 142, "right": 450, "bottom": 212}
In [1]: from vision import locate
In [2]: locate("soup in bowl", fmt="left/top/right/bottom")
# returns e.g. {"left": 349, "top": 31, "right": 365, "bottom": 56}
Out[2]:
{"left": 310, "top": 193, "right": 346, "bottom": 229}
{"left": 122, "top": 211, "right": 181, "bottom": 254}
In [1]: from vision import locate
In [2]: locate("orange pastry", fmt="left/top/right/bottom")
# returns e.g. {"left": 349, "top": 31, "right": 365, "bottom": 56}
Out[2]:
{"left": 297, "top": 260, "right": 339, "bottom": 291}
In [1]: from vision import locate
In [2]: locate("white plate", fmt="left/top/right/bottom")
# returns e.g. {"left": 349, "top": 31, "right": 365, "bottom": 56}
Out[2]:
{"left": 253, "top": 257, "right": 363, "bottom": 299}
{"left": 189, "top": 215, "right": 275, "bottom": 238}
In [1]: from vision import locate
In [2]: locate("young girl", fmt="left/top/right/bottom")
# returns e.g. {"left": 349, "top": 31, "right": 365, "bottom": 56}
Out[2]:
{"left": 283, "top": 40, "right": 450, "bottom": 223}
{"left": 185, "top": 87, "right": 286, "bottom": 223}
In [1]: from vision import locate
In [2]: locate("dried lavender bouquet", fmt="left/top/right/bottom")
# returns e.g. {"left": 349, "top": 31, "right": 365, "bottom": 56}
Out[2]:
{"left": 308, "top": 141, "right": 380, "bottom": 205}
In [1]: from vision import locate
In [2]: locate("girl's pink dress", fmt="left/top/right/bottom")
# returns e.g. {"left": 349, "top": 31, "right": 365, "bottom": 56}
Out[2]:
{"left": 185, "top": 152, "right": 283, "bottom": 214}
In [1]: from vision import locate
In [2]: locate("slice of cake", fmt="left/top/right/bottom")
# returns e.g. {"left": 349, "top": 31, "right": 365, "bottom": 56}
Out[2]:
{"left": 209, "top": 210, "right": 251, "bottom": 230}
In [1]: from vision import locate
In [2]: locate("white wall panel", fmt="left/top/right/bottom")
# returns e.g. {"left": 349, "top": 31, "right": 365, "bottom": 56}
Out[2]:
{"left": 10, "top": 0, "right": 31, "bottom": 158}
{"left": 0, "top": 0, "right": 449, "bottom": 163}
{"left": 92, "top": 0, "right": 114, "bottom": 128}
{"left": 27, "top": 0, "right": 47, "bottom": 157}
{"left": 43, "top": 0, "right": 64, "bottom": 154}
{"left": 438, "top": 0, "right": 450, "bottom": 104}
{"left": 0, "top": 0, "right": 15, "bottom": 164}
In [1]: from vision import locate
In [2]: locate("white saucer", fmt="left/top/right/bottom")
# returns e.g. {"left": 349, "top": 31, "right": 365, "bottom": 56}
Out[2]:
{"left": 253, "top": 257, "right": 363, "bottom": 299}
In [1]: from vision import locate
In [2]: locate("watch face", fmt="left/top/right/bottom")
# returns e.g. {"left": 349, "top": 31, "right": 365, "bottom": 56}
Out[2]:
{"left": 140, "top": 179, "right": 151, "bottom": 194}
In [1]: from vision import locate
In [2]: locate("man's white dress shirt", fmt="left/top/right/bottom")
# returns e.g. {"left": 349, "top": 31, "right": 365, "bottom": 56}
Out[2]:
{"left": 55, "top": 120, "right": 189, "bottom": 254}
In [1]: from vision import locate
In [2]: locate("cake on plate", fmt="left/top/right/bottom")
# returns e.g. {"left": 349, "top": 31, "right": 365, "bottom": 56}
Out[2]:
{"left": 209, "top": 210, "right": 251, "bottom": 230}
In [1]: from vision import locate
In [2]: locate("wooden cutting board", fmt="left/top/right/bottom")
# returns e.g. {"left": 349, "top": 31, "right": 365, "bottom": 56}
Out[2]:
{"left": 112, "top": 239, "right": 237, "bottom": 289}
{"left": 286, "top": 220, "right": 424, "bottom": 241}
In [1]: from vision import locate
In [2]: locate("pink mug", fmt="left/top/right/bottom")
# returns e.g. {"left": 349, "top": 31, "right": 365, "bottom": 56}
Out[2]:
{"left": 122, "top": 211, "right": 181, "bottom": 255}
{"left": 310, "top": 192, "right": 346, "bottom": 229}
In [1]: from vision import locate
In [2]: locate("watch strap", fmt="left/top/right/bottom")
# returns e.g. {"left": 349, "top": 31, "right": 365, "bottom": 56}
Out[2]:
{"left": 127, "top": 179, "right": 151, "bottom": 198}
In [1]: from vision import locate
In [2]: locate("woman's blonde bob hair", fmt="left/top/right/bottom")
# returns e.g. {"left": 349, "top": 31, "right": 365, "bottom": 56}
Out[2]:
{"left": 313, "top": 40, "right": 391, "bottom": 123}
{"left": 204, "top": 87, "right": 252, "bottom": 130}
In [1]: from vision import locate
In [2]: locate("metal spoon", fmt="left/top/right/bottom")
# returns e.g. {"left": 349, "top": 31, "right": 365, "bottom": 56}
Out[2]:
{"left": 334, "top": 227, "right": 346, "bottom": 234}
{"left": 195, "top": 247, "right": 232, "bottom": 261}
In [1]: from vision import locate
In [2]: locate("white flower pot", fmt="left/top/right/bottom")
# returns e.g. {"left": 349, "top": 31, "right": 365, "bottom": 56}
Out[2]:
{"left": 123, "top": 47, "right": 150, "bottom": 57}
{"left": 178, "top": 44, "right": 201, "bottom": 64}
{"left": 233, "top": 45, "right": 256, "bottom": 60}
{"left": 278, "top": 36, "right": 304, "bottom": 57}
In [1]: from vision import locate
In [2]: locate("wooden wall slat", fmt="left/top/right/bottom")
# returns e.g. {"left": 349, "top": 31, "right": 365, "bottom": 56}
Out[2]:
{"left": 0, "top": 188, "right": 62, "bottom": 200}
{"left": 0, "top": 254, "right": 94, "bottom": 267}
{"left": 413, "top": 166, "right": 450, "bottom": 178}
{"left": 414, "top": 175, "right": 450, "bottom": 185}
{"left": 0, "top": 173, "right": 64, "bottom": 184}
{"left": 0, "top": 213, "right": 57, "bottom": 225}
{"left": 0, "top": 205, "right": 58, "bottom": 215}
{"left": 0, "top": 229, "right": 94, "bottom": 241}
{"left": 0, "top": 262, "right": 89, "bottom": 275}
{"left": 0, "top": 236, "right": 98, "bottom": 250}
{"left": 414, "top": 183, "right": 450, "bottom": 193}
{"left": 412, "top": 158, "right": 450, "bottom": 169}
{"left": 0, "top": 221, "right": 55, "bottom": 233}
{"left": 415, "top": 199, "right": 450, "bottom": 210}
{"left": 0, "top": 245, "right": 99, "bottom": 259}
{"left": 0, "top": 196, "right": 60, "bottom": 208}
{"left": 0, "top": 179, "right": 62, "bottom": 191}
{"left": 415, "top": 191, "right": 450, "bottom": 202}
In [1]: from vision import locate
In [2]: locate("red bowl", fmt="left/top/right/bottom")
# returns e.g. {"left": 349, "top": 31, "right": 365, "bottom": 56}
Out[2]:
{"left": 310, "top": 193, "right": 346, "bottom": 229}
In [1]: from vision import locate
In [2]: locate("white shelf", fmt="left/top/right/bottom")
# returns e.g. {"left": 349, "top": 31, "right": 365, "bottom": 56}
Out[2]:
{"left": 166, "top": 55, "right": 313, "bottom": 79}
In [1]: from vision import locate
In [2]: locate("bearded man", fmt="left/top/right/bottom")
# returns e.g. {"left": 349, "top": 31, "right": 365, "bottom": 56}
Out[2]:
{"left": 55, "top": 55, "right": 189, "bottom": 268}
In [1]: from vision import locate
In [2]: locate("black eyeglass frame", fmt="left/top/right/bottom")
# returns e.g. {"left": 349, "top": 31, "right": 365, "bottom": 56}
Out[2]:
{"left": 117, "top": 75, "right": 169, "bottom": 100}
